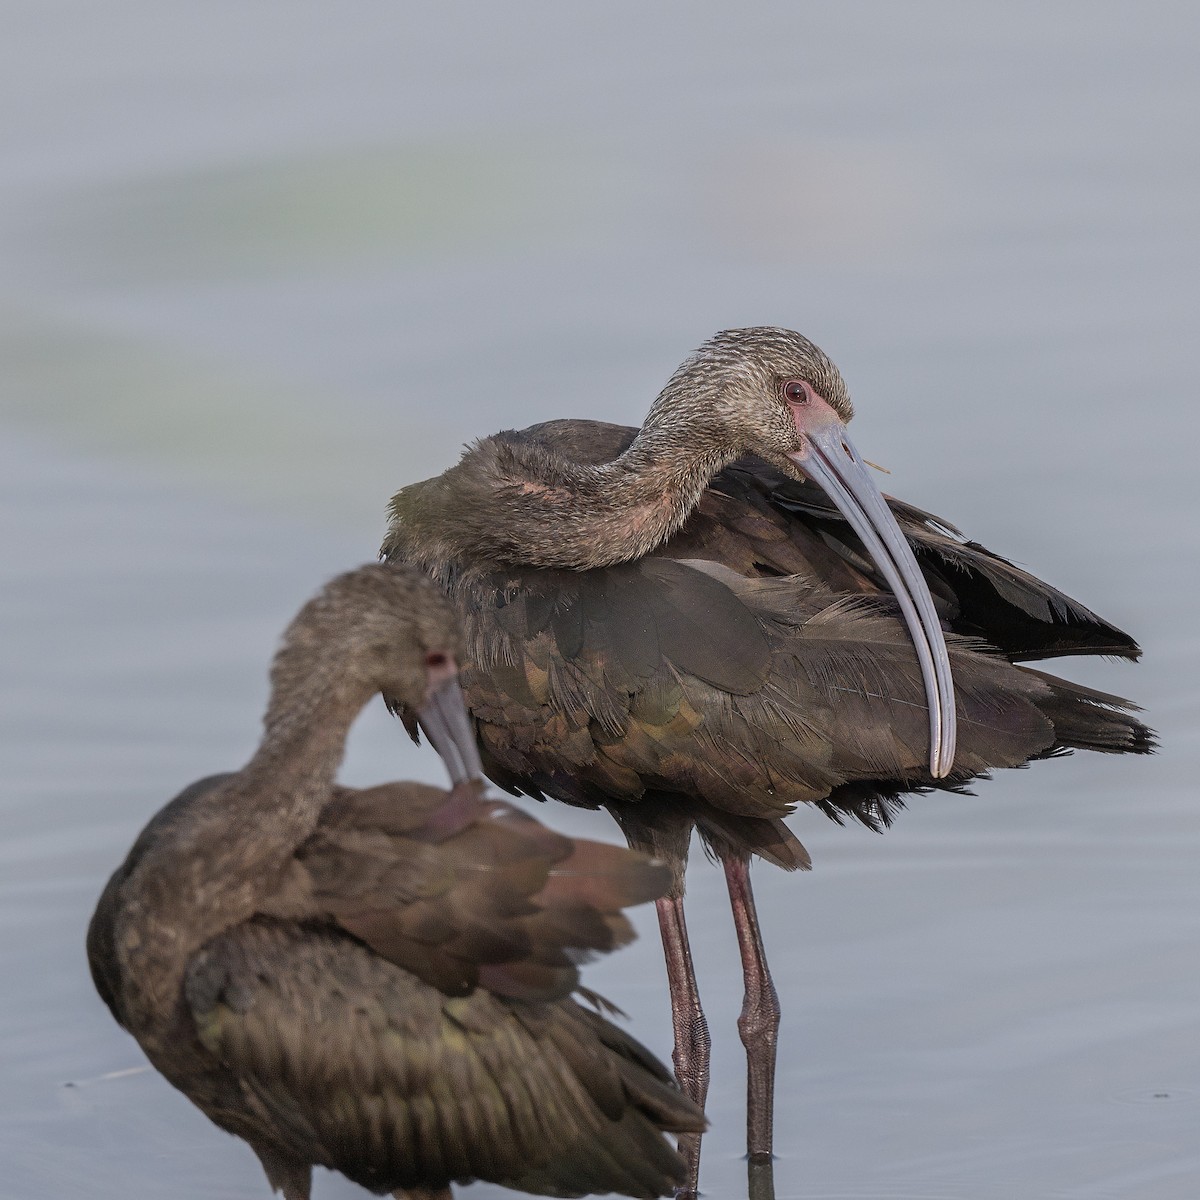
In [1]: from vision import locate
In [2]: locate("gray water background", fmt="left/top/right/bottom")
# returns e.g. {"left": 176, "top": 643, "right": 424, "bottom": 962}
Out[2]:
{"left": 2, "top": 3, "right": 1198, "bottom": 1197}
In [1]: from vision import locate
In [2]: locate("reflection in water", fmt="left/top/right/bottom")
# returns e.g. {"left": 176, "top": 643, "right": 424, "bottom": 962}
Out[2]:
{"left": 748, "top": 1154, "right": 776, "bottom": 1200}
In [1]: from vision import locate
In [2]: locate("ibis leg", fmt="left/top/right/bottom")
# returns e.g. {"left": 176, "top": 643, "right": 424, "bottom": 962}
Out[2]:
{"left": 723, "top": 854, "right": 780, "bottom": 1162}
{"left": 655, "top": 894, "right": 710, "bottom": 1198}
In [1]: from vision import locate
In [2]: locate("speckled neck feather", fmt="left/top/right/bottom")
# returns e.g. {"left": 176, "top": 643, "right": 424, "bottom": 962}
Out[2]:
{"left": 384, "top": 326, "right": 852, "bottom": 573}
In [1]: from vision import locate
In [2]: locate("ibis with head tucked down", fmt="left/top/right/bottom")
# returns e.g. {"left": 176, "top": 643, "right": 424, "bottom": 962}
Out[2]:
{"left": 382, "top": 329, "right": 1154, "bottom": 1194}
{"left": 88, "top": 564, "right": 705, "bottom": 1200}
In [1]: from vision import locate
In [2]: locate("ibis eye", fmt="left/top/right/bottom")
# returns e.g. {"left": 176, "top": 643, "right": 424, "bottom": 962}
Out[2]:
{"left": 424, "top": 652, "right": 448, "bottom": 669}
{"left": 783, "top": 379, "right": 809, "bottom": 404}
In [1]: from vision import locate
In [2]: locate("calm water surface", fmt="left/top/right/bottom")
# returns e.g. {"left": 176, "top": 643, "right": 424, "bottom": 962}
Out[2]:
{"left": 2, "top": 4, "right": 1198, "bottom": 1198}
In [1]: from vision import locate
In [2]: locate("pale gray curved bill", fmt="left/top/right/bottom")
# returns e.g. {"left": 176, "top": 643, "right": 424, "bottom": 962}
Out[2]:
{"left": 790, "top": 425, "right": 957, "bottom": 777}
{"left": 416, "top": 677, "right": 485, "bottom": 786}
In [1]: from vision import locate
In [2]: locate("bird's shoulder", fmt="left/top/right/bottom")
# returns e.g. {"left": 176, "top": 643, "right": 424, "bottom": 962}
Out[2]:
{"left": 499, "top": 417, "right": 637, "bottom": 462}
{"left": 87, "top": 774, "right": 236, "bottom": 1027}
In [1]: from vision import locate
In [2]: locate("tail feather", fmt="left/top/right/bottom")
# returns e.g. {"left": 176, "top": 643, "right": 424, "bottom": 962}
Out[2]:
{"left": 1022, "top": 667, "right": 1157, "bottom": 756}
{"left": 508, "top": 1002, "right": 705, "bottom": 1199}
{"left": 540, "top": 838, "right": 672, "bottom": 910}
{"left": 693, "top": 805, "right": 812, "bottom": 870}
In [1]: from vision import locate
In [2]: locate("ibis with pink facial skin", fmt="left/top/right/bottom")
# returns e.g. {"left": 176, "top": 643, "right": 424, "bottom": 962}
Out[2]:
{"left": 382, "top": 328, "right": 1154, "bottom": 1194}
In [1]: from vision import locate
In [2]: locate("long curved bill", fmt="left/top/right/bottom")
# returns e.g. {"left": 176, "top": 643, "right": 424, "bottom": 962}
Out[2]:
{"left": 417, "top": 673, "right": 485, "bottom": 786}
{"left": 790, "top": 422, "right": 956, "bottom": 777}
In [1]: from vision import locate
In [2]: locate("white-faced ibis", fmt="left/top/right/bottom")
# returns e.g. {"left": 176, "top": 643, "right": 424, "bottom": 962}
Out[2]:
{"left": 87, "top": 564, "right": 706, "bottom": 1200}
{"left": 381, "top": 327, "right": 1154, "bottom": 1191}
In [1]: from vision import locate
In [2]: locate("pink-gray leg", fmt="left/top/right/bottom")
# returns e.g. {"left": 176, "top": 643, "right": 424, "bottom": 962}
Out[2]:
{"left": 655, "top": 894, "right": 710, "bottom": 1198}
{"left": 723, "top": 855, "right": 780, "bottom": 1161}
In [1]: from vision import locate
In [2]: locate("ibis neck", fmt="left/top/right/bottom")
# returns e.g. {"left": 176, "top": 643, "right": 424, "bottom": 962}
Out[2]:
{"left": 548, "top": 422, "right": 734, "bottom": 567}
{"left": 390, "top": 407, "right": 740, "bottom": 572}
{"left": 115, "top": 672, "right": 368, "bottom": 1027}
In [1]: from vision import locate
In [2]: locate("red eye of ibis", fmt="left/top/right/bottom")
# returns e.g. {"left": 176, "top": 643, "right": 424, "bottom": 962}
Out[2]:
{"left": 783, "top": 379, "right": 809, "bottom": 404}
{"left": 424, "top": 652, "right": 448, "bottom": 668}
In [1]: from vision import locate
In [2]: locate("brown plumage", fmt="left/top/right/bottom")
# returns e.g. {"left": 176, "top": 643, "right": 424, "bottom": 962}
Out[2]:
{"left": 87, "top": 564, "right": 705, "bottom": 1200}
{"left": 381, "top": 328, "right": 1154, "bottom": 1190}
